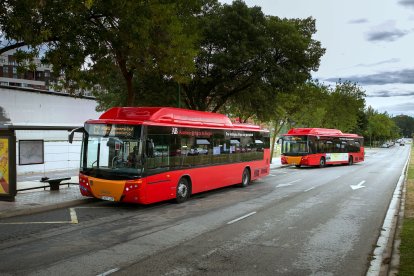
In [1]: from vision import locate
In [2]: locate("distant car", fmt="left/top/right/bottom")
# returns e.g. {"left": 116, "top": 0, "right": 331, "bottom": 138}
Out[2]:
{"left": 400, "top": 142, "right": 405, "bottom": 146}
{"left": 381, "top": 143, "right": 390, "bottom": 148}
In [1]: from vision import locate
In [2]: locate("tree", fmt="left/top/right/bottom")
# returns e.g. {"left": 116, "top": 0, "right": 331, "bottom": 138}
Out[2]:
{"left": 393, "top": 115, "right": 414, "bottom": 138}
{"left": 0, "top": 0, "right": 200, "bottom": 105}
{"left": 181, "top": 1, "right": 325, "bottom": 113}
{"left": 322, "top": 81, "right": 366, "bottom": 132}
{"left": 288, "top": 81, "right": 329, "bottom": 128}
{"left": 1, "top": 0, "right": 326, "bottom": 115}
{"left": 364, "top": 107, "right": 398, "bottom": 146}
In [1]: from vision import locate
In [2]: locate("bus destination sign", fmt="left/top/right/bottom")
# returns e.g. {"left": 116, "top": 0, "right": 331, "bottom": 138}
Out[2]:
{"left": 86, "top": 124, "right": 135, "bottom": 138}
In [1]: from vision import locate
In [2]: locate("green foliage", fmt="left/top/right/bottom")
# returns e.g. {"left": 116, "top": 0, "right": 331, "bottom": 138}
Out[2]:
{"left": 363, "top": 106, "right": 399, "bottom": 145}
{"left": 400, "top": 149, "right": 414, "bottom": 275}
{"left": 400, "top": 218, "right": 414, "bottom": 275}
{"left": 271, "top": 80, "right": 365, "bottom": 134}
{"left": 321, "top": 80, "right": 366, "bottom": 132}
{"left": 181, "top": 1, "right": 325, "bottom": 113}
{"left": 289, "top": 81, "right": 329, "bottom": 128}
{"left": 1, "top": 0, "right": 200, "bottom": 107}
{"left": 1, "top": 0, "right": 324, "bottom": 114}
{"left": 393, "top": 115, "right": 414, "bottom": 138}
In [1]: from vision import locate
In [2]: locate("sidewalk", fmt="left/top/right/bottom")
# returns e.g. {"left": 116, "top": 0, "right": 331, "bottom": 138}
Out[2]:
{"left": 0, "top": 158, "right": 284, "bottom": 219}
{"left": 0, "top": 174, "right": 86, "bottom": 219}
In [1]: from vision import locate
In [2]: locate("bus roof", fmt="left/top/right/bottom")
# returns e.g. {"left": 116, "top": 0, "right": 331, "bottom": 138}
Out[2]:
{"left": 284, "top": 128, "right": 362, "bottom": 138}
{"left": 88, "top": 107, "right": 262, "bottom": 131}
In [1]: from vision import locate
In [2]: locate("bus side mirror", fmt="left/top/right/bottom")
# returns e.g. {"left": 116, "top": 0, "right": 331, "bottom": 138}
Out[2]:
{"left": 146, "top": 139, "right": 154, "bottom": 157}
{"left": 68, "top": 127, "right": 85, "bottom": 144}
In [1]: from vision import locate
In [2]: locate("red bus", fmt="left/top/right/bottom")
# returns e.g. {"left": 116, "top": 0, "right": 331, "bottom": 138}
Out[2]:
{"left": 280, "top": 128, "right": 364, "bottom": 167}
{"left": 69, "top": 107, "right": 270, "bottom": 204}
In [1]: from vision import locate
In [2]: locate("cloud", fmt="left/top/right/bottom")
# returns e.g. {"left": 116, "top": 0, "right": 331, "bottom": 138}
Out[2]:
{"left": 366, "top": 29, "right": 408, "bottom": 42}
{"left": 365, "top": 21, "right": 409, "bottom": 42}
{"left": 366, "top": 90, "right": 414, "bottom": 97}
{"left": 325, "top": 68, "right": 414, "bottom": 85}
{"left": 348, "top": 18, "right": 368, "bottom": 24}
{"left": 379, "top": 102, "right": 414, "bottom": 117}
{"left": 355, "top": 58, "right": 400, "bottom": 67}
{"left": 398, "top": 0, "right": 414, "bottom": 8}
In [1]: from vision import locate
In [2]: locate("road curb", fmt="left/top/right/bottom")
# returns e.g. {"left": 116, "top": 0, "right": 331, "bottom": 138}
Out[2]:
{"left": 366, "top": 148, "right": 410, "bottom": 276}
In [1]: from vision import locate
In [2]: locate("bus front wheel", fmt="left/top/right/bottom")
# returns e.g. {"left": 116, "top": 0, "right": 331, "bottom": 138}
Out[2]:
{"left": 319, "top": 157, "right": 326, "bottom": 168}
{"left": 240, "top": 168, "right": 251, "bottom": 187}
{"left": 176, "top": 177, "right": 190, "bottom": 203}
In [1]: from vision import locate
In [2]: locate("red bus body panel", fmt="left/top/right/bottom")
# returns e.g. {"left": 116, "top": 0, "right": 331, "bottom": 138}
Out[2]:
{"left": 79, "top": 107, "right": 270, "bottom": 204}
{"left": 281, "top": 128, "right": 364, "bottom": 167}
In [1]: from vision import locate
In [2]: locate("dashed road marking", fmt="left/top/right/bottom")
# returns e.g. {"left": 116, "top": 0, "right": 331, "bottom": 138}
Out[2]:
{"left": 97, "top": 268, "right": 120, "bottom": 276}
{"left": 276, "top": 179, "right": 302, "bottom": 188}
{"left": 227, "top": 211, "right": 257, "bottom": 225}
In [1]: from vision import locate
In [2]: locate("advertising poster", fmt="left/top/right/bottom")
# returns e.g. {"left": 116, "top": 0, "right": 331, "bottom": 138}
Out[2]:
{"left": 0, "top": 138, "right": 9, "bottom": 194}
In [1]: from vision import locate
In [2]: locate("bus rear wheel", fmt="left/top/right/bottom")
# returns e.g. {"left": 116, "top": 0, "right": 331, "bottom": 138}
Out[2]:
{"left": 240, "top": 168, "right": 251, "bottom": 187}
{"left": 319, "top": 157, "right": 326, "bottom": 168}
{"left": 176, "top": 177, "right": 190, "bottom": 203}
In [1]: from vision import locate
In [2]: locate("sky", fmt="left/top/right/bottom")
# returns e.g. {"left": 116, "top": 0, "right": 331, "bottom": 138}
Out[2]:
{"left": 220, "top": 0, "right": 414, "bottom": 117}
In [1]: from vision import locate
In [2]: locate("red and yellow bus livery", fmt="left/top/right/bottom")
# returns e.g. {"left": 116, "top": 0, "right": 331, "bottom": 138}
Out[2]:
{"left": 280, "top": 128, "right": 364, "bottom": 168}
{"left": 70, "top": 107, "right": 270, "bottom": 204}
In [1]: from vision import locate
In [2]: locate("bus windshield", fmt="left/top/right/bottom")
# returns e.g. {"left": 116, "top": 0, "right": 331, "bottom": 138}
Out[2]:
{"left": 81, "top": 124, "right": 143, "bottom": 180}
{"left": 282, "top": 136, "right": 309, "bottom": 156}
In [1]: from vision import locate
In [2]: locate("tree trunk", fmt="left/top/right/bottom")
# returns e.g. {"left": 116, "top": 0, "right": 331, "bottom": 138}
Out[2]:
{"left": 115, "top": 52, "right": 135, "bottom": 106}
{"left": 125, "top": 74, "right": 134, "bottom": 106}
{"left": 270, "top": 120, "right": 286, "bottom": 163}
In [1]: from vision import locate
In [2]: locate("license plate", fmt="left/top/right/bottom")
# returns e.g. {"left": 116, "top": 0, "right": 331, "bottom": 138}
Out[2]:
{"left": 101, "top": 196, "right": 114, "bottom": 201}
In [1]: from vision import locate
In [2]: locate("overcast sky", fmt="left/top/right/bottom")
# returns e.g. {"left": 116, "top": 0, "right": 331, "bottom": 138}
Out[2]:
{"left": 220, "top": 0, "right": 414, "bottom": 117}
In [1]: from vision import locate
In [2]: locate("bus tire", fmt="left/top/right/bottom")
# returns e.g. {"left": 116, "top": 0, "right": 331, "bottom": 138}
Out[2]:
{"left": 295, "top": 165, "right": 301, "bottom": 168}
{"left": 348, "top": 156, "right": 353, "bottom": 165}
{"left": 175, "top": 177, "right": 190, "bottom": 203}
{"left": 319, "top": 157, "right": 326, "bottom": 168}
{"left": 240, "top": 168, "right": 251, "bottom": 187}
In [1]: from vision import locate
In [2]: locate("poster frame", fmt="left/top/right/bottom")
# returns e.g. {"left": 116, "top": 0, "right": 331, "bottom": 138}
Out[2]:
{"left": 0, "top": 129, "right": 16, "bottom": 201}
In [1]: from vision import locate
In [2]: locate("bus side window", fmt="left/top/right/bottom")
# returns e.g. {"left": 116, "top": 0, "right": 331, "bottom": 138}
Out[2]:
{"left": 318, "top": 140, "right": 325, "bottom": 153}
{"left": 146, "top": 134, "right": 170, "bottom": 170}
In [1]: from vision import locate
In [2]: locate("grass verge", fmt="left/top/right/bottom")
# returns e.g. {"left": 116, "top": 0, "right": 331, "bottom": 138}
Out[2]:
{"left": 399, "top": 145, "right": 414, "bottom": 275}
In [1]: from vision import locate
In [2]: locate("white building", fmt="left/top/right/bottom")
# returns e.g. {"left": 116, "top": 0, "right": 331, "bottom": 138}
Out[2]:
{"left": 0, "top": 86, "right": 102, "bottom": 175}
{"left": 0, "top": 49, "right": 103, "bottom": 175}
{"left": 0, "top": 49, "right": 93, "bottom": 96}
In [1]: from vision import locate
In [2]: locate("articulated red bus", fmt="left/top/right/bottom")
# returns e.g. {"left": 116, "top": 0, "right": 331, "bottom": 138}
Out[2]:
{"left": 69, "top": 107, "right": 270, "bottom": 204}
{"left": 280, "top": 128, "right": 364, "bottom": 168}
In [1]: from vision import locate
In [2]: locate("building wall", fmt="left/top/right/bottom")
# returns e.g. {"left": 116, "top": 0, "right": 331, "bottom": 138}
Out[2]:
{"left": 0, "top": 49, "right": 53, "bottom": 91}
{"left": 0, "top": 86, "right": 103, "bottom": 175}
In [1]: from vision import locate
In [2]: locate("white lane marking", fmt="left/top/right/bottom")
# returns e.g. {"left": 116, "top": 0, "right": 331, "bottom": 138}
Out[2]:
{"left": 269, "top": 174, "right": 277, "bottom": 177}
{"left": 0, "top": 208, "right": 78, "bottom": 225}
{"left": 304, "top": 187, "right": 315, "bottom": 192}
{"left": 0, "top": 221, "right": 72, "bottom": 225}
{"left": 97, "top": 268, "right": 120, "bottom": 276}
{"left": 350, "top": 180, "right": 366, "bottom": 190}
{"left": 227, "top": 212, "right": 257, "bottom": 225}
{"left": 276, "top": 179, "right": 302, "bottom": 188}
{"left": 70, "top": 208, "right": 78, "bottom": 224}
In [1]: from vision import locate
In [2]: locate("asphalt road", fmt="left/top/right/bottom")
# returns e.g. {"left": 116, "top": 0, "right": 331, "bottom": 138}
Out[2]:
{"left": 0, "top": 145, "right": 409, "bottom": 276}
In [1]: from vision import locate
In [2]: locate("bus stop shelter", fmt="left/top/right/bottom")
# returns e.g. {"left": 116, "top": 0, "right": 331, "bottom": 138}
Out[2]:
{"left": 0, "top": 124, "right": 79, "bottom": 201}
